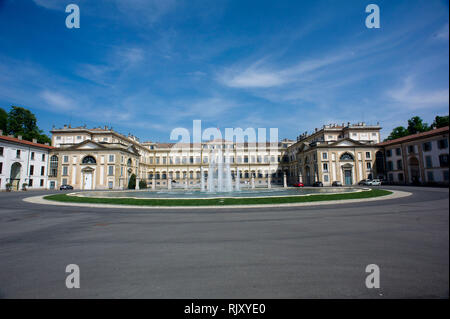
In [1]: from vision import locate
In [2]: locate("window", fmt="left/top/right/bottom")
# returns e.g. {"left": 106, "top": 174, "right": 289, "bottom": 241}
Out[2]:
{"left": 109, "top": 155, "right": 115, "bottom": 162}
{"left": 386, "top": 149, "right": 392, "bottom": 157}
{"left": 444, "top": 171, "right": 449, "bottom": 181}
{"left": 365, "top": 152, "right": 371, "bottom": 159}
{"left": 62, "top": 178, "right": 68, "bottom": 185}
{"left": 41, "top": 166, "right": 45, "bottom": 176}
{"left": 108, "top": 166, "right": 114, "bottom": 176}
{"left": 322, "top": 152, "right": 328, "bottom": 160}
{"left": 40, "top": 179, "right": 44, "bottom": 187}
{"left": 42, "top": 154, "right": 45, "bottom": 161}
{"left": 324, "top": 175, "right": 329, "bottom": 182}
{"left": 395, "top": 148, "right": 401, "bottom": 156}
{"left": 29, "top": 165, "right": 34, "bottom": 175}
{"left": 388, "top": 173, "right": 393, "bottom": 181}
{"left": 439, "top": 154, "right": 449, "bottom": 167}
{"left": 387, "top": 161, "right": 393, "bottom": 171}
{"left": 438, "top": 139, "right": 448, "bottom": 149}
{"left": 0, "top": 147, "right": 3, "bottom": 156}
{"left": 82, "top": 156, "right": 96, "bottom": 164}
{"left": 31, "top": 152, "right": 35, "bottom": 160}
{"left": 16, "top": 150, "right": 20, "bottom": 158}
{"left": 0, "top": 162, "right": 2, "bottom": 174}
{"left": 49, "top": 155, "right": 58, "bottom": 177}
{"left": 323, "top": 163, "right": 328, "bottom": 172}
{"left": 340, "top": 153, "right": 354, "bottom": 161}
{"left": 423, "top": 142, "right": 432, "bottom": 152}
{"left": 408, "top": 145, "right": 415, "bottom": 153}
{"left": 77, "top": 136, "right": 82, "bottom": 140}
{"left": 63, "top": 155, "right": 69, "bottom": 163}
{"left": 398, "top": 173, "right": 404, "bottom": 181}
{"left": 397, "top": 160, "right": 402, "bottom": 170}
{"left": 56, "top": 136, "right": 61, "bottom": 140}
{"left": 425, "top": 156, "right": 432, "bottom": 168}
{"left": 28, "top": 179, "right": 33, "bottom": 187}
{"left": 62, "top": 166, "right": 68, "bottom": 176}
{"left": 427, "top": 171, "right": 434, "bottom": 182}
{"left": 366, "top": 162, "right": 372, "bottom": 169}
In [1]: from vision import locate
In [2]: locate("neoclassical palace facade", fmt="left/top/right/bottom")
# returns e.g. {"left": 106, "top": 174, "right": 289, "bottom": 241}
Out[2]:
{"left": 46, "top": 122, "right": 389, "bottom": 190}
{"left": 2, "top": 123, "right": 447, "bottom": 191}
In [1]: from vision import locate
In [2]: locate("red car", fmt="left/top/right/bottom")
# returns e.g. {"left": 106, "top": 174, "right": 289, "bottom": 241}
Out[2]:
{"left": 293, "top": 182, "right": 304, "bottom": 187}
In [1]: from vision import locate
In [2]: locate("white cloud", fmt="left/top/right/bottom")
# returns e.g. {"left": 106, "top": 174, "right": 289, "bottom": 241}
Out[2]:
{"left": 434, "top": 23, "right": 449, "bottom": 41}
{"left": 219, "top": 53, "right": 349, "bottom": 89}
{"left": 32, "top": 0, "right": 65, "bottom": 10}
{"left": 40, "top": 90, "right": 77, "bottom": 111}
{"left": 387, "top": 76, "right": 449, "bottom": 109}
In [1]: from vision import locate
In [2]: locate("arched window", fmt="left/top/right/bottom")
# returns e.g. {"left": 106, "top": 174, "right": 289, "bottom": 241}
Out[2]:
{"left": 127, "top": 158, "right": 132, "bottom": 166}
{"left": 340, "top": 153, "right": 354, "bottom": 161}
{"left": 82, "top": 155, "right": 96, "bottom": 164}
{"left": 50, "top": 155, "right": 58, "bottom": 176}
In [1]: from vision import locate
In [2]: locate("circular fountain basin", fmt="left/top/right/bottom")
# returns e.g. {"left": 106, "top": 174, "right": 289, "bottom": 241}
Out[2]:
{"left": 74, "top": 187, "right": 362, "bottom": 199}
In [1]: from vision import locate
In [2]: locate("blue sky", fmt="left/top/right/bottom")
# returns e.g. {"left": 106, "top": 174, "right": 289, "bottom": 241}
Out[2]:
{"left": 0, "top": 0, "right": 448, "bottom": 142}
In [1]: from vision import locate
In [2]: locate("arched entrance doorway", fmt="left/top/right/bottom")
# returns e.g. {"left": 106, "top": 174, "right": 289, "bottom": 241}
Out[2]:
{"left": 10, "top": 162, "right": 22, "bottom": 190}
{"left": 375, "top": 151, "right": 385, "bottom": 179}
{"left": 82, "top": 167, "right": 95, "bottom": 190}
{"left": 408, "top": 156, "right": 420, "bottom": 184}
{"left": 340, "top": 153, "right": 355, "bottom": 185}
{"left": 305, "top": 166, "right": 311, "bottom": 185}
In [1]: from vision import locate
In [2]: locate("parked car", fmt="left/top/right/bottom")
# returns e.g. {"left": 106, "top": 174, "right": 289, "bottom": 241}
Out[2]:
{"left": 293, "top": 182, "right": 304, "bottom": 187}
{"left": 60, "top": 184, "right": 74, "bottom": 190}
{"left": 332, "top": 181, "right": 342, "bottom": 186}
{"left": 312, "top": 181, "right": 323, "bottom": 187}
{"left": 358, "top": 179, "right": 372, "bottom": 186}
{"left": 370, "top": 179, "right": 381, "bottom": 186}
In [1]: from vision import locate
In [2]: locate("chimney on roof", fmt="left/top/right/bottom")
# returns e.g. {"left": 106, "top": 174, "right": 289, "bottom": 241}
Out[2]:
{"left": 18, "top": 135, "right": 23, "bottom": 140}
{"left": 32, "top": 138, "right": 37, "bottom": 143}
{"left": 44, "top": 142, "right": 49, "bottom": 146}
{"left": 63, "top": 124, "right": 68, "bottom": 129}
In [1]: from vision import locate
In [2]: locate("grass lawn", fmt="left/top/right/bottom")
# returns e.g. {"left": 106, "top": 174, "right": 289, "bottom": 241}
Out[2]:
{"left": 43, "top": 189, "right": 392, "bottom": 207}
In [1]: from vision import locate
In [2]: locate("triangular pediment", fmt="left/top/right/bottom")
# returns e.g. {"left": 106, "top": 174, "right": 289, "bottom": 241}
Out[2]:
{"left": 65, "top": 140, "right": 107, "bottom": 150}
{"left": 330, "top": 138, "right": 365, "bottom": 147}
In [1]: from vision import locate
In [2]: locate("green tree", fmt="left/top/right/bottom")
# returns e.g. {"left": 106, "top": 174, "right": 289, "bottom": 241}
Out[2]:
{"left": 432, "top": 115, "right": 449, "bottom": 129}
{"left": 407, "top": 116, "right": 430, "bottom": 135}
{"left": 0, "top": 107, "right": 7, "bottom": 133}
{"left": 6, "top": 106, "right": 51, "bottom": 144}
{"left": 139, "top": 179, "right": 147, "bottom": 189}
{"left": 386, "top": 126, "right": 409, "bottom": 140}
{"left": 128, "top": 174, "right": 136, "bottom": 189}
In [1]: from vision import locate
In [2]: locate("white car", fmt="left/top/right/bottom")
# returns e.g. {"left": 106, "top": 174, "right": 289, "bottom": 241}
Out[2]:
{"left": 370, "top": 179, "right": 381, "bottom": 186}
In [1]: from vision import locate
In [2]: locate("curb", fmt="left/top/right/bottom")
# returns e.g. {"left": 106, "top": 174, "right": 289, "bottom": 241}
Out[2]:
{"left": 23, "top": 190, "right": 412, "bottom": 210}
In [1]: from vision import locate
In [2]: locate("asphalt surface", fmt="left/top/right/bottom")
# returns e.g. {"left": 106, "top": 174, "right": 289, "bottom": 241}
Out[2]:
{"left": 0, "top": 186, "right": 448, "bottom": 298}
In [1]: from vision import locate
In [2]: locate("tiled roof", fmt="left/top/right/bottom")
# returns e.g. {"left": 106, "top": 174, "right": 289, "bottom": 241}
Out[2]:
{"left": 0, "top": 135, "right": 54, "bottom": 149}
{"left": 378, "top": 126, "right": 449, "bottom": 146}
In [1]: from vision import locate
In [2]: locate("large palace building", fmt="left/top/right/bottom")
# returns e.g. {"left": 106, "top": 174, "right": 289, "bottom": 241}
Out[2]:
{"left": 46, "top": 122, "right": 386, "bottom": 190}
{"left": 2, "top": 123, "right": 448, "bottom": 190}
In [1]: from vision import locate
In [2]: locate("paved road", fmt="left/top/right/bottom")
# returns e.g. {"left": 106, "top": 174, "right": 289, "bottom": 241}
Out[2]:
{"left": 0, "top": 186, "right": 448, "bottom": 298}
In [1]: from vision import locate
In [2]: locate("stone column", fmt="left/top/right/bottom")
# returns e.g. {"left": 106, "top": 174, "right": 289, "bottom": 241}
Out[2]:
{"left": 267, "top": 175, "right": 271, "bottom": 189}
{"left": 168, "top": 178, "right": 172, "bottom": 190}
{"left": 283, "top": 172, "right": 287, "bottom": 188}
